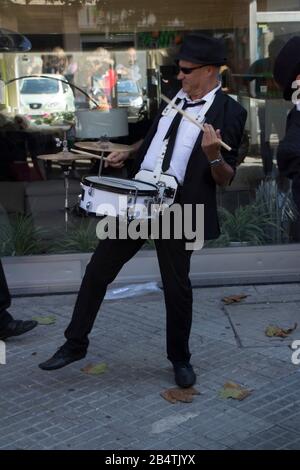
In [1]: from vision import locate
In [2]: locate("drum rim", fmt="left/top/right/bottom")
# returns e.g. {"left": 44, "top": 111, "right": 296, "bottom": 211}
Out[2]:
{"left": 82, "top": 176, "right": 157, "bottom": 196}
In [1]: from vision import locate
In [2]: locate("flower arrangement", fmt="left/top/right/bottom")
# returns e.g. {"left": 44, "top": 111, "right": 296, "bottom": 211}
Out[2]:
{"left": 27, "top": 111, "right": 75, "bottom": 127}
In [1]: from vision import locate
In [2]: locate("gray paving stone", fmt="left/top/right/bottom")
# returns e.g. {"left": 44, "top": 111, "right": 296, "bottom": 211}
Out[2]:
{"left": 225, "top": 301, "right": 300, "bottom": 348}
{"left": 1, "top": 283, "right": 300, "bottom": 449}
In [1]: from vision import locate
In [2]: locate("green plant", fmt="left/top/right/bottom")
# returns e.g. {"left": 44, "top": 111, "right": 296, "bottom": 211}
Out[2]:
{"left": 0, "top": 214, "right": 45, "bottom": 256}
{"left": 51, "top": 220, "right": 99, "bottom": 254}
{"left": 206, "top": 202, "right": 276, "bottom": 247}
{"left": 207, "top": 179, "right": 297, "bottom": 248}
{"left": 204, "top": 232, "right": 231, "bottom": 248}
{"left": 255, "top": 179, "right": 297, "bottom": 244}
{"left": 144, "top": 238, "right": 155, "bottom": 249}
{"left": 218, "top": 204, "right": 273, "bottom": 245}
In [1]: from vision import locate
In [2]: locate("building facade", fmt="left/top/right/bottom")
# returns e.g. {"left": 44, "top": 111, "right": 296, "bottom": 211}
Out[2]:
{"left": 0, "top": 0, "right": 300, "bottom": 290}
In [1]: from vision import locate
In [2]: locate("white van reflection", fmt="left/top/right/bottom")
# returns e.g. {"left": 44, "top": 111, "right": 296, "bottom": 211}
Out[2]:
{"left": 19, "top": 74, "right": 75, "bottom": 115}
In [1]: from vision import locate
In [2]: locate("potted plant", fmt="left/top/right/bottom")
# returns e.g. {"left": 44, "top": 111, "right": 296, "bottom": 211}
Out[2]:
{"left": 255, "top": 179, "right": 297, "bottom": 244}
{"left": 218, "top": 203, "right": 273, "bottom": 246}
{"left": 207, "top": 178, "right": 297, "bottom": 248}
{"left": 51, "top": 219, "right": 99, "bottom": 254}
{"left": 0, "top": 213, "right": 46, "bottom": 256}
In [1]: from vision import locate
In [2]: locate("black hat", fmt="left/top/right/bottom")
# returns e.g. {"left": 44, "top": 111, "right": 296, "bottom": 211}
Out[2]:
{"left": 177, "top": 33, "right": 227, "bottom": 66}
{"left": 273, "top": 36, "right": 300, "bottom": 101}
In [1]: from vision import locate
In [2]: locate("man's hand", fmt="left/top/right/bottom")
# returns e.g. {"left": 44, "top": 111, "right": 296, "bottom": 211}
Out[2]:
{"left": 104, "top": 139, "right": 143, "bottom": 168}
{"left": 201, "top": 123, "right": 222, "bottom": 162}
{"left": 104, "top": 151, "right": 131, "bottom": 169}
{"left": 201, "top": 123, "right": 234, "bottom": 187}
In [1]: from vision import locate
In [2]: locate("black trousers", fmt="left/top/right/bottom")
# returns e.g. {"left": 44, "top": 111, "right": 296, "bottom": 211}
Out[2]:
{"left": 0, "top": 259, "right": 13, "bottom": 329}
{"left": 65, "top": 236, "right": 193, "bottom": 363}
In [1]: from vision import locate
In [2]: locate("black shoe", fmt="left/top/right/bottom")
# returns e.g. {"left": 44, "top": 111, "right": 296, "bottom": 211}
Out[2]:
{"left": 0, "top": 320, "right": 38, "bottom": 340}
{"left": 39, "top": 346, "right": 86, "bottom": 371}
{"left": 173, "top": 362, "right": 196, "bottom": 388}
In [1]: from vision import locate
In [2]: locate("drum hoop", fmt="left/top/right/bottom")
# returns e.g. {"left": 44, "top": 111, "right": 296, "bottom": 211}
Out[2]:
{"left": 82, "top": 176, "right": 157, "bottom": 196}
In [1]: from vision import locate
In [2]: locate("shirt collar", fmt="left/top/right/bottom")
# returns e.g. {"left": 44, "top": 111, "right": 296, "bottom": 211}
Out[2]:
{"left": 178, "top": 83, "right": 221, "bottom": 104}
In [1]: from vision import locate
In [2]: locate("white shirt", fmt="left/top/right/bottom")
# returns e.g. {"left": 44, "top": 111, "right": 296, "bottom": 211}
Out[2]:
{"left": 140, "top": 84, "right": 221, "bottom": 184}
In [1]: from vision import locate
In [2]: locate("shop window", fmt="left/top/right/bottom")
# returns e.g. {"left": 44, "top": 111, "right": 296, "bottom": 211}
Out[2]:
{"left": 0, "top": 1, "right": 299, "bottom": 256}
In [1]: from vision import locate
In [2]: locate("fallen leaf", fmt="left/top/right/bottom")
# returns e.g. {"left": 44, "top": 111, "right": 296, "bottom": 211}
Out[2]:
{"left": 265, "top": 323, "right": 297, "bottom": 338}
{"left": 222, "top": 294, "right": 248, "bottom": 305}
{"left": 219, "top": 381, "right": 252, "bottom": 401}
{"left": 81, "top": 362, "right": 107, "bottom": 375}
{"left": 160, "top": 387, "right": 200, "bottom": 404}
{"left": 32, "top": 315, "right": 56, "bottom": 325}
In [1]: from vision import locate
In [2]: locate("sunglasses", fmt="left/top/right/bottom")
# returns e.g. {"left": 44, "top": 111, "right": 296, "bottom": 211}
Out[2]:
{"left": 177, "top": 64, "right": 209, "bottom": 75}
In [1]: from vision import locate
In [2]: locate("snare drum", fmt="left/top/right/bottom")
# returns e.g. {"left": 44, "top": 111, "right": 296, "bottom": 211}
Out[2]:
{"left": 80, "top": 176, "right": 158, "bottom": 220}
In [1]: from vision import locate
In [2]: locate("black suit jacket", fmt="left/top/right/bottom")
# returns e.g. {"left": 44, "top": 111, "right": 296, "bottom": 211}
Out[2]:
{"left": 0, "top": 259, "right": 11, "bottom": 314}
{"left": 277, "top": 107, "right": 300, "bottom": 179}
{"left": 131, "top": 89, "right": 247, "bottom": 240}
{"left": 277, "top": 107, "right": 300, "bottom": 213}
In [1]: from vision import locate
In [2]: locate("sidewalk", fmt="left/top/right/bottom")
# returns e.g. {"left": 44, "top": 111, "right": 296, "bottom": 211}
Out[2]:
{"left": 1, "top": 283, "right": 300, "bottom": 450}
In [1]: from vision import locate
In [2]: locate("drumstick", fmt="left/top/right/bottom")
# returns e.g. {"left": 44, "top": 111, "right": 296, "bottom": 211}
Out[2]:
{"left": 161, "top": 94, "right": 232, "bottom": 151}
{"left": 71, "top": 148, "right": 108, "bottom": 160}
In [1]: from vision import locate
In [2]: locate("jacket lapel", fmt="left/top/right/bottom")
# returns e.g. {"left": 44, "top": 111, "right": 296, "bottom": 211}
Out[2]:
{"left": 183, "top": 90, "right": 226, "bottom": 182}
{"left": 204, "top": 88, "right": 226, "bottom": 127}
{"left": 192, "top": 89, "right": 226, "bottom": 149}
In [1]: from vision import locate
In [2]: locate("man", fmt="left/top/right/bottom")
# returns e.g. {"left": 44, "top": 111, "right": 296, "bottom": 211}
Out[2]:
{"left": 39, "top": 34, "right": 247, "bottom": 388}
{"left": 245, "top": 38, "right": 287, "bottom": 177}
{"left": 273, "top": 36, "right": 300, "bottom": 238}
{"left": 0, "top": 259, "right": 37, "bottom": 340}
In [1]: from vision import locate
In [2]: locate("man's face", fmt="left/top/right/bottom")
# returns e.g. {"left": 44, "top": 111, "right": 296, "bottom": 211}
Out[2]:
{"left": 177, "top": 60, "right": 217, "bottom": 97}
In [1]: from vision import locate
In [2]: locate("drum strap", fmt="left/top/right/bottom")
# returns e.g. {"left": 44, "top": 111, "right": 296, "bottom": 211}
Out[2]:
{"left": 153, "top": 93, "right": 216, "bottom": 182}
